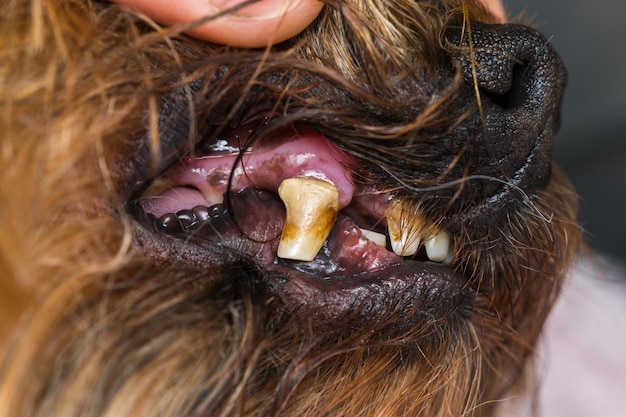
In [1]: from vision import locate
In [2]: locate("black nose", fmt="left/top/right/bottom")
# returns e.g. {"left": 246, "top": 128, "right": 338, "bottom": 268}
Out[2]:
{"left": 445, "top": 23, "right": 567, "bottom": 204}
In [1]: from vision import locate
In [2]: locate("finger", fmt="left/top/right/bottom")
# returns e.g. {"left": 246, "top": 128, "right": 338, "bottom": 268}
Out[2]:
{"left": 481, "top": 0, "right": 507, "bottom": 23}
{"left": 113, "top": 0, "right": 324, "bottom": 48}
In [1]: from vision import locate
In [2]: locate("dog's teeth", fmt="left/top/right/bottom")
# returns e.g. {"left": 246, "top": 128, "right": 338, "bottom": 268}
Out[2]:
{"left": 360, "top": 228, "right": 387, "bottom": 247}
{"left": 389, "top": 228, "right": 420, "bottom": 257}
{"left": 277, "top": 178, "right": 339, "bottom": 262}
{"left": 386, "top": 201, "right": 421, "bottom": 257}
{"left": 425, "top": 229, "right": 452, "bottom": 263}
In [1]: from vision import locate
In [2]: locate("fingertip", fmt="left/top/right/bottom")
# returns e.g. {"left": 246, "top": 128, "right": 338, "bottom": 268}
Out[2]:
{"left": 193, "top": 0, "right": 324, "bottom": 47}
{"left": 481, "top": 0, "right": 507, "bottom": 23}
{"left": 114, "top": 0, "right": 324, "bottom": 48}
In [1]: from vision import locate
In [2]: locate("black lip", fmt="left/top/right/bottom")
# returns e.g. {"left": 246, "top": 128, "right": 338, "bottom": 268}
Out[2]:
{"left": 265, "top": 263, "right": 470, "bottom": 334}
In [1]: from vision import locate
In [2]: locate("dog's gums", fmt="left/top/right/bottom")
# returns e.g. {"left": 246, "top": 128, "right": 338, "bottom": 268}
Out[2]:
{"left": 0, "top": 1, "right": 582, "bottom": 417}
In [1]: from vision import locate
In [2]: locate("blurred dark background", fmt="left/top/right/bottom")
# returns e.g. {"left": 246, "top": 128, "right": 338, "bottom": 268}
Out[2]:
{"left": 507, "top": 0, "right": 626, "bottom": 263}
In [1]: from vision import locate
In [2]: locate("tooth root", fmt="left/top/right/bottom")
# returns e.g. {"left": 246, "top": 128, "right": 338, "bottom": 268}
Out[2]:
{"left": 425, "top": 229, "right": 452, "bottom": 263}
{"left": 277, "top": 178, "right": 339, "bottom": 262}
{"left": 360, "top": 228, "right": 387, "bottom": 248}
{"left": 142, "top": 177, "right": 173, "bottom": 198}
{"left": 386, "top": 201, "right": 421, "bottom": 257}
{"left": 203, "top": 190, "right": 224, "bottom": 206}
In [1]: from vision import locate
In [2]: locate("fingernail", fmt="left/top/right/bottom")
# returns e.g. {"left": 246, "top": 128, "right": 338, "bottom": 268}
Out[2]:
{"left": 208, "top": 0, "right": 302, "bottom": 20}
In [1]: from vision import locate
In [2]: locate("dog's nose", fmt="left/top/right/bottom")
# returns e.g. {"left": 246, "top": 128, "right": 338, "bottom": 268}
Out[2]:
{"left": 447, "top": 23, "right": 567, "bottom": 202}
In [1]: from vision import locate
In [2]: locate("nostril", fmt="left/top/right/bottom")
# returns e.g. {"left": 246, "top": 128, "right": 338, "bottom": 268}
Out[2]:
{"left": 446, "top": 23, "right": 567, "bottom": 116}
{"left": 486, "top": 63, "right": 527, "bottom": 110}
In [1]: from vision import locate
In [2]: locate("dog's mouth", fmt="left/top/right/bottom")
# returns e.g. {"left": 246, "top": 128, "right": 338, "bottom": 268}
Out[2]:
{"left": 130, "top": 116, "right": 468, "bottom": 325}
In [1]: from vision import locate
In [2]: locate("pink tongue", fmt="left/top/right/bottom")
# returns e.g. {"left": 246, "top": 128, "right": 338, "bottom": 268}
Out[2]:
{"left": 141, "top": 187, "right": 209, "bottom": 218}
{"left": 156, "top": 124, "right": 356, "bottom": 213}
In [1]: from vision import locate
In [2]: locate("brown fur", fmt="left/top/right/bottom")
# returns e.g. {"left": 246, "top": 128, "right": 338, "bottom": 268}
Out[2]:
{"left": 0, "top": 1, "right": 581, "bottom": 416}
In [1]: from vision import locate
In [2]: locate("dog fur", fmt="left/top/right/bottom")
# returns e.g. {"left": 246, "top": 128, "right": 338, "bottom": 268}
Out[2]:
{"left": 0, "top": 1, "right": 581, "bottom": 416}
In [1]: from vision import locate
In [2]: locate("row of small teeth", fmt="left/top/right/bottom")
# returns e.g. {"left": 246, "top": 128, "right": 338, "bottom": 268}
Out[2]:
{"left": 145, "top": 176, "right": 454, "bottom": 264}
{"left": 276, "top": 177, "right": 454, "bottom": 264}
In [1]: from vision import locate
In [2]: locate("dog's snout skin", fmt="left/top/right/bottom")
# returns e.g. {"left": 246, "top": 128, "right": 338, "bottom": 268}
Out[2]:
{"left": 448, "top": 23, "right": 567, "bottom": 201}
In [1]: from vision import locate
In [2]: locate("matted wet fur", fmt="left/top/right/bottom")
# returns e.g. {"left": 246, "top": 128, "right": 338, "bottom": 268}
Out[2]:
{"left": 0, "top": 1, "right": 581, "bottom": 416}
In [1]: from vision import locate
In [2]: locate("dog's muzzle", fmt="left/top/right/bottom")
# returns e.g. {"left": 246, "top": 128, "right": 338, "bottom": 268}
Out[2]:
{"left": 124, "top": 22, "right": 568, "bottom": 329}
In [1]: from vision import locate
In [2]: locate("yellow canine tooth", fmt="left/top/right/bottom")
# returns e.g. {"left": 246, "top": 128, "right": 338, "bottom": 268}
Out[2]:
{"left": 277, "top": 177, "right": 339, "bottom": 262}
{"left": 386, "top": 200, "right": 422, "bottom": 257}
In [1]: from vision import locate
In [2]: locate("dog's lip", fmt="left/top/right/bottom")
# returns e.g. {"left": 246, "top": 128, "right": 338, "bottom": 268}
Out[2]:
{"left": 268, "top": 261, "right": 468, "bottom": 325}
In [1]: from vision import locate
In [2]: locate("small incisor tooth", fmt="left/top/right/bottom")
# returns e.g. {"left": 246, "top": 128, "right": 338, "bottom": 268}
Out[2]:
{"left": 386, "top": 201, "right": 421, "bottom": 257}
{"left": 360, "top": 228, "right": 387, "bottom": 248}
{"left": 425, "top": 229, "right": 452, "bottom": 263}
{"left": 277, "top": 177, "right": 339, "bottom": 262}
